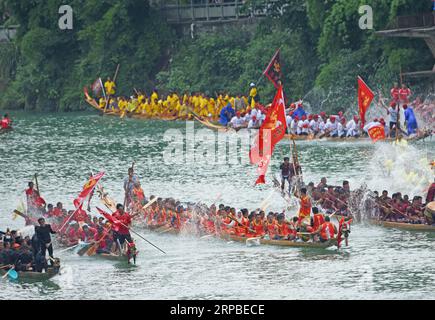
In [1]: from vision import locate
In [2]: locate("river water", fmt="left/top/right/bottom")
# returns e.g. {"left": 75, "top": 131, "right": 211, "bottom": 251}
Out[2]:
{"left": 0, "top": 112, "right": 434, "bottom": 299}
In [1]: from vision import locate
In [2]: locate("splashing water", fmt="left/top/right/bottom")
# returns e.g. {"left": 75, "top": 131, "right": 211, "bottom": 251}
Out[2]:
{"left": 365, "top": 141, "right": 433, "bottom": 197}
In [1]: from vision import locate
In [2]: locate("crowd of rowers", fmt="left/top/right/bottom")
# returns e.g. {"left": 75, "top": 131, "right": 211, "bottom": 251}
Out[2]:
{"left": 370, "top": 183, "right": 435, "bottom": 225}
{"left": 0, "top": 217, "right": 59, "bottom": 273}
{"left": 97, "top": 79, "right": 428, "bottom": 139}
{"left": 97, "top": 77, "right": 256, "bottom": 121}
{"left": 22, "top": 181, "right": 136, "bottom": 259}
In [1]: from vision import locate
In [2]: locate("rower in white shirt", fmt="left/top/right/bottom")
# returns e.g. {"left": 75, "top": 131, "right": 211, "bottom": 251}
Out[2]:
{"left": 230, "top": 112, "right": 245, "bottom": 129}
{"left": 346, "top": 116, "right": 360, "bottom": 137}
{"left": 309, "top": 114, "right": 319, "bottom": 135}
{"left": 318, "top": 118, "right": 326, "bottom": 135}
{"left": 325, "top": 116, "right": 338, "bottom": 137}
{"left": 290, "top": 116, "right": 299, "bottom": 134}
{"left": 337, "top": 118, "right": 347, "bottom": 138}
{"left": 286, "top": 114, "right": 293, "bottom": 129}
{"left": 248, "top": 115, "right": 260, "bottom": 129}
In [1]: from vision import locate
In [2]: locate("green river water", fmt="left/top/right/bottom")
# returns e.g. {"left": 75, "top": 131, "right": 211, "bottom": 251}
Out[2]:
{"left": 0, "top": 112, "right": 434, "bottom": 299}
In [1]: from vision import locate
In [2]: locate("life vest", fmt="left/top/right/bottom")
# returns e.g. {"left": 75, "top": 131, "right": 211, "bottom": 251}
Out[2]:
{"left": 132, "top": 187, "right": 144, "bottom": 203}
{"left": 252, "top": 220, "right": 265, "bottom": 236}
{"left": 266, "top": 220, "right": 276, "bottom": 236}
{"left": 276, "top": 222, "right": 288, "bottom": 237}
{"left": 299, "top": 195, "right": 311, "bottom": 220}
{"left": 313, "top": 213, "right": 325, "bottom": 231}
{"left": 320, "top": 222, "right": 336, "bottom": 240}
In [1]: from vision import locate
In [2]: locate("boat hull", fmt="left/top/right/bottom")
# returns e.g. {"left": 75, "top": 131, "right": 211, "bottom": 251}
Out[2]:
{"left": 369, "top": 219, "right": 435, "bottom": 232}
{"left": 0, "top": 267, "right": 60, "bottom": 281}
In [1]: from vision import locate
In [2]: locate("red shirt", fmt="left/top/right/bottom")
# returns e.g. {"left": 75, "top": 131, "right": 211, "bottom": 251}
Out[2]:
{"left": 399, "top": 88, "right": 411, "bottom": 102}
{"left": 113, "top": 211, "right": 131, "bottom": 235}
{"left": 0, "top": 118, "right": 10, "bottom": 129}
{"left": 390, "top": 88, "right": 400, "bottom": 101}
{"left": 74, "top": 209, "right": 88, "bottom": 222}
{"left": 53, "top": 208, "right": 63, "bottom": 217}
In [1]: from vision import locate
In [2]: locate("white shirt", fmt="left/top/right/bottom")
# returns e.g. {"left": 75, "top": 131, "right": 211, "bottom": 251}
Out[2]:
{"left": 248, "top": 119, "right": 259, "bottom": 129}
{"left": 290, "top": 119, "right": 298, "bottom": 134}
{"left": 230, "top": 116, "right": 244, "bottom": 128}
{"left": 297, "top": 120, "right": 304, "bottom": 135}
{"left": 346, "top": 119, "right": 359, "bottom": 137}
{"left": 302, "top": 120, "right": 309, "bottom": 133}
{"left": 325, "top": 121, "right": 337, "bottom": 132}
{"left": 286, "top": 115, "right": 292, "bottom": 129}
{"left": 309, "top": 119, "right": 318, "bottom": 133}
{"left": 318, "top": 120, "right": 326, "bottom": 133}
{"left": 337, "top": 122, "right": 345, "bottom": 136}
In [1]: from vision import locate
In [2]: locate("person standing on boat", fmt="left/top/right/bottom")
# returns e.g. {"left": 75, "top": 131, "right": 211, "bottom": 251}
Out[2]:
{"left": 390, "top": 82, "right": 400, "bottom": 104}
{"left": 280, "top": 157, "right": 295, "bottom": 193}
{"left": 248, "top": 83, "right": 260, "bottom": 108}
{"left": 104, "top": 77, "right": 116, "bottom": 96}
{"left": 296, "top": 188, "right": 312, "bottom": 227}
{"left": 386, "top": 102, "right": 399, "bottom": 138}
{"left": 112, "top": 204, "right": 133, "bottom": 253}
{"left": 402, "top": 104, "right": 418, "bottom": 136}
{"left": 399, "top": 83, "right": 412, "bottom": 105}
{"left": 35, "top": 218, "right": 56, "bottom": 263}
{"left": 124, "top": 167, "right": 139, "bottom": 208}
{"left": 0, "top": 114, "right": 11, "bottom": 129}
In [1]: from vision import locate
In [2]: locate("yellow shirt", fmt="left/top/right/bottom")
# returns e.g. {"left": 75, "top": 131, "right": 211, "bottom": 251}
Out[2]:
{"left": 151, "top": 92, "right": 158, "bottom": 106}
{"left": 104, "top": 81, "right": 116, "bottom": 95}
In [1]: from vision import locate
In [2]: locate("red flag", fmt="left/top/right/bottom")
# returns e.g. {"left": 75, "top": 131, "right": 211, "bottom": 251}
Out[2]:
{"left": 73, "top": 172, "right": 105, "bottom": 209}
{"left": 263, "top": 49, "right": 282, "bottom": 89}
{"left": 96, "top": 207, "right": 120, "bottom": 232}
{"left": 250, "top": 85, "right": 287, "bottom": 184}
{"left": 367, "top": 124, "right": 386, "bottom": 143}
{"left": 357, "top": 76, "right": 374, "bottom": 126}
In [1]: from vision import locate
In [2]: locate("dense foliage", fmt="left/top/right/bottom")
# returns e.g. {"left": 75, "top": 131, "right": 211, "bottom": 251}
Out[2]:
{"left": 0, "top": 0, "right": 434, "bottom": 112}
{"left": 0, "top": 0, "right": 172, "bottom": 111}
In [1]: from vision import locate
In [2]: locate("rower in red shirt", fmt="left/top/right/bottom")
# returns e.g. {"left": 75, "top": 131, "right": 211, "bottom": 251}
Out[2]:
{"left": 312, "top": 207, "right": 325, "bottom": 231}
{"left": 398, "top": 84, "right": 411, "bottom": 104}
{"left": 112, "top": 204, "right": 133, "bottom": 252}
{"left": 390, "top": 82, "right": 400, "bottom": 103}
{"left": 52, "top": 202, "right": 65, "bottom": 217}
{"left": 0, "top": 114, "right": 11, "bottom": 129}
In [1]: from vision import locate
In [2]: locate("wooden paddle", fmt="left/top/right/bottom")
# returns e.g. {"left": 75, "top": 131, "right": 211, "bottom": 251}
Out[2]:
{"left": 130, "top": 197, "right": 158, "bottom": 219}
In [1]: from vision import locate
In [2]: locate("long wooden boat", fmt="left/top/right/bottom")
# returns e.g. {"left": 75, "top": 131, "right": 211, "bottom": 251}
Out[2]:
{"left": 145, "top": 224, "right": 338, "bottom": 249}
{"left": 0, "top": 266, "right": 60, "bottom": 281}
{"left": 220, "top": 234, "right": 338, "bottom": 249}
{"left": 84, "top": 90, "right": 179, "bottom": 121}
{"left": 192, "top": 115, "right": 433, "bottom": 142}
{"left": 369, "top": 219, "right": 435, "bottom": 232}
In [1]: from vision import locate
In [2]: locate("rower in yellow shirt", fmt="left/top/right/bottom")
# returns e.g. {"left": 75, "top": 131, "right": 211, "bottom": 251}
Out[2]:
{"left": 104, "top": 77, "right": 116, "bottom": 96}
{"left": 99, "top": 97, "right": 106, "bottom": 109}
{"left": 151, "top": 89, "right": 159, "bottom": 106}
{"left": 249, "top": 83, "right": 259, "bottom": 108}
